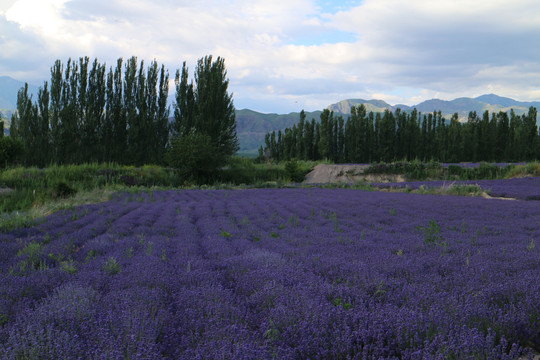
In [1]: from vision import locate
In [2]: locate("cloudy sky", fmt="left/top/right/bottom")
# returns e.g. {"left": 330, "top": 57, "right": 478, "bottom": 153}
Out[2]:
{"left": 1, "top": 0, "right": 540, "bottom": 113}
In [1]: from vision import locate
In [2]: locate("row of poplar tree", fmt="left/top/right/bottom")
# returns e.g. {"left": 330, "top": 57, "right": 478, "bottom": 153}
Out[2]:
{"left": 9, "top": 55, "right": 238, "bottom": 167}
{"left": 260, "top": 105, "right": 539, "bottom": 163}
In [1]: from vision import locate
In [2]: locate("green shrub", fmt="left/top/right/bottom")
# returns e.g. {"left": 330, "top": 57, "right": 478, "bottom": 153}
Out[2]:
{"left": 53, "top": 181, "right": 77, "bottom": 198}
{"left": 166, "top": 133, "right": 221, "bottom": 183}
{"left": 0, "top": 137, "right": 24, "bottom": 168}
{"left": 284, "top": 159, "right": 305, "bottom": 182}
{"left": 219, "top": 157, "right": 289, "bottom": 184}
{"left": 505, "top": 162, "right": 540, "bottom": 178}
{"left": 103, "top": 256, "right": 121, "bottom": 275}
{"left": 418, "top": 219, "right": 446, "bottom": 247}
{"left": 476, "top": 163, "right": 500, "bottom": 179}
{"left": 447, "top": 165, "right": 463, "bottom": 177}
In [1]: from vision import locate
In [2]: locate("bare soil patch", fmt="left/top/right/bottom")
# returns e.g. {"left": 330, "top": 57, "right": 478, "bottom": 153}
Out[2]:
{"left": 303, "top": 164, "right": 405, "bottom": 184}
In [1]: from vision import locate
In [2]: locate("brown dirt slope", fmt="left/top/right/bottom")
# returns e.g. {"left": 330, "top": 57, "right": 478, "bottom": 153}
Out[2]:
{"left": 303, "top": 164, "right": 405, "bottom": 184}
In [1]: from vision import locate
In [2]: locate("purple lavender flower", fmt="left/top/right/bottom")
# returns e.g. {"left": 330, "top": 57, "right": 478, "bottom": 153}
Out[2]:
{"left": 0, "top": 188, "right": 538, "bottom": 358}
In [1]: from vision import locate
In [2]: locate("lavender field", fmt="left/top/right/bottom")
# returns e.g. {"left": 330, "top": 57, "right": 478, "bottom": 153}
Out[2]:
{"left": 1, "top": 188, "right": 539, "bottom": 359}
{"left": 372, "top": 176, "right": 540, "bottom": 200}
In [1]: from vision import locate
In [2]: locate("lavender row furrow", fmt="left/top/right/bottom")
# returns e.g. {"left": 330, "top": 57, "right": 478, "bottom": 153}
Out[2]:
{"left": 0, "top": 188, "right": 539, "bottom": 359}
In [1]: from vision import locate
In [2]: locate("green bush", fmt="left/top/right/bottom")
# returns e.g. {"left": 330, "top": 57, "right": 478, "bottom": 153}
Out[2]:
{"left": 53, "top": 181, "right": 77, "bottom": 198}
{"left": 284, "top": 159, "right": 306, "bottom": 182}
{"left": 218, "top": 157, "right": 290, "bottom": 185}
{"left": 404, "top": 160, "right": 426, "bottom": 179}
{"left": 102, "top": 256, "right": 121, "bottom": 275}
{"left": 0, "top": 137, "right": 24, "bottom": 168}
{"left": 447, "top": 165, "right": 463, "bottom": 177}
{"left": 475, "top": 163, "right": 500, "bottom": 180}
{"left": 166, "top": 133, "right": 221, "bottom": 183}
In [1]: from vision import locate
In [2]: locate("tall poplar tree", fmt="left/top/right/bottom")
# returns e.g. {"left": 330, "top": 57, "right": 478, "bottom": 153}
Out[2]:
{"left": 193, "top": 55, "right": 239, "bottom": 160}
{"left": 153, "top": 64, "right": 170, "bottom": 163}
{"left": 171, "top": 55, "right": 238, "bottom": 175}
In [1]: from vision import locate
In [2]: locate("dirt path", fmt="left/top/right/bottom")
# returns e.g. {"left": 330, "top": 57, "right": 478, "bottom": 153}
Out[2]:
{"left": 303, "top": 164, "right": 405, "bottom": 184}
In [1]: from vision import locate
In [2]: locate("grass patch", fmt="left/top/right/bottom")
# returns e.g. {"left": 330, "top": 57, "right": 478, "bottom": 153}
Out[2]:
{"left": 505, "top": 162, "right": 540, "bottom": 178}
{"left": 417, "top": 184, "right": 486, "bottom": 197}
{"left": 363, "top": 161, "right": 540, "bottom": 181}
{"left": 0, "top": 188, "right": 116, "bottom": 232}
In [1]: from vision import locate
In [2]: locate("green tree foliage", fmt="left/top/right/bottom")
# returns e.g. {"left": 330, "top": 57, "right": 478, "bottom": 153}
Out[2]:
{"left": 0, "top": 136, "right": 24, "bottom": 167}
{"left": 105, "top": 58, "right": 125, "bottom": 162}
{"left": 263, "top": 106, "right": 539, "bottom": 163}
{"left": 172, "top": 62, "right": 195, "bottom": 137}
{"left": 170, "top": 55, "right": 238, "bottom": 172}
{"left": 15, "top": 83, "right": 48, "bottom": 166}
{"left": 12, "top": 57, "right": 171, "bottom": 166}
{"left": 165, "top": 132, "right": 218, "bottom": 182}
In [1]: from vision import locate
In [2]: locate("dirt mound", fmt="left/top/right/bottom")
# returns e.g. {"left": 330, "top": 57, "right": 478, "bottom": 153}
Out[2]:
{"left": 303, "top": 164, "right": 405, "bottom": 184}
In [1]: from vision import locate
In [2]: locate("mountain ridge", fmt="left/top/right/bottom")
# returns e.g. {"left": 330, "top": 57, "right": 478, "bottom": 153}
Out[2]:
{"left": 326, "top": 93, "right": 540, "bottom": 120}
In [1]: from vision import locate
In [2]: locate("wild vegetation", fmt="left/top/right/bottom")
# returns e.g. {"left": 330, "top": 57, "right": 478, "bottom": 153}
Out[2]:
{"left": 0, "top": 159, "right": 319, "bottom": 229}
{"left": 362, "top": 160, "right": 539, "bottom": 181}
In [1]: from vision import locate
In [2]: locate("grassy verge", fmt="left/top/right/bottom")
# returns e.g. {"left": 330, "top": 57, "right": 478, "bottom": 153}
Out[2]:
{"left": 351, "top": 182, "right": 488, "bottom": 197}
{"left": 412, "top": 184, "right": 487, "bottom": 197}
{"left": 0, "top": 188, "right": 117, "bottom": 232}
{"left": 0, "top": 159, "right": 318, "bottom": 230}
{"left": 504, "top": 162, "right": 540, "bottom": 178}
{"left": 1, "top": 160, "right": 537, "bottom": 232}
{"left": 363, "top": 160, "right": 540, "bottom": 181}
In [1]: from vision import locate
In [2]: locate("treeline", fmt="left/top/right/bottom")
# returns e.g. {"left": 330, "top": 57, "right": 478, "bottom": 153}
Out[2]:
{"left": 10, "top": 57, "right": 169, "bottom": 166}
{"left": 260, "top": 105, "right": 539, "bottom": 163}
{"left": 8, "top": 55, "right": 238, "bottom": 169}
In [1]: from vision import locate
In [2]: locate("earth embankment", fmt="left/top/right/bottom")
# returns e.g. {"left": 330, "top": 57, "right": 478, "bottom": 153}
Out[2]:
{"left": 303, "top": 164, "right": 405, "bottom": 184}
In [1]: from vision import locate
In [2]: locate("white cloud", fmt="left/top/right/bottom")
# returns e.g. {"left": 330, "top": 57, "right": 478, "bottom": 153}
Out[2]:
{"left": 5, "top": 0, "right": 69, "bottom": 35}
{"left": 1, "top": 0, "right": 540, "bottom": 112}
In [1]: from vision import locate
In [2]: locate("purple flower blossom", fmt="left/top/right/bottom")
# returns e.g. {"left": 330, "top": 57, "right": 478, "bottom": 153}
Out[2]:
{"left": 0, "top": 188, "right": 539, "bottom": 358}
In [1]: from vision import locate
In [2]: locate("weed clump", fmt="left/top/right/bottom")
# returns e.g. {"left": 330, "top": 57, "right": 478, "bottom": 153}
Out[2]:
{"left": 53, "top": 181, "right": 77, "bottom": 199}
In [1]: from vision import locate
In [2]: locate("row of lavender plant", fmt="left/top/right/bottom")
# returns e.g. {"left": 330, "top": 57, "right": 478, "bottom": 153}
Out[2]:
{"left": 371, "top": 176, "right": 540, "bottom": 200}
{"left": 0, "top": 188, "right": 539, "bottom": 359}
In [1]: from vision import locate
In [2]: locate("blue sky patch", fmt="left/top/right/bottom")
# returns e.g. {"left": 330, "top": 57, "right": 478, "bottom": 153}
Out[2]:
{"left": 315, "top": 0, "right": 363, "bottom": 14}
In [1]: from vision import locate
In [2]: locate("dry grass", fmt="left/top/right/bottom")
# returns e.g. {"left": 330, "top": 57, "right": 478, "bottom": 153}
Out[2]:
{"left": 29, "top": 188, "right": 116, "bottom": 218}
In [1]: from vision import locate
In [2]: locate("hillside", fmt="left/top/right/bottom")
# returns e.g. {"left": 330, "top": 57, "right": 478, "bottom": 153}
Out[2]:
{"left": 0, "top": 76, "right": 38, "bottom": 133}
{"left": 235, "top": 109, "right": 322, "bottom": 155}
{"left": 0, "top": 76, "right": 39, "bottom": 115}
{"left": 327, "top": 94, "right": 540, "bottom": 121}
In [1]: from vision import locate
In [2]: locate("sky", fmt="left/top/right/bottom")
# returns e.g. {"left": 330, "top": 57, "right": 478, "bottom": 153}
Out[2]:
{"left": 1, "top": 0, "right": 540, "bottom": 113}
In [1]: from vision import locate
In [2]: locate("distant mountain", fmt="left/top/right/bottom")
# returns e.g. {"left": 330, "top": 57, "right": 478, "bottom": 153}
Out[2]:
{"left": 0, "top": 76, "right": 40, "bottom": 109}
{"left": 327, "top": 94, "right": 540, "bottom": 122}
{"left": 474, "top": 94, "right": 540, "bottom": 108}
{"left": 0, "top": 76, "right": 40, "bottom": 126}
{"left": 327, "top": 99, "right": 400, "bottom": 114}
{"left": 235, "top": 109, "right": 322, "bottom": 155}
{"left": 475, "top": 94, "right": 520, "bottom": 107}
